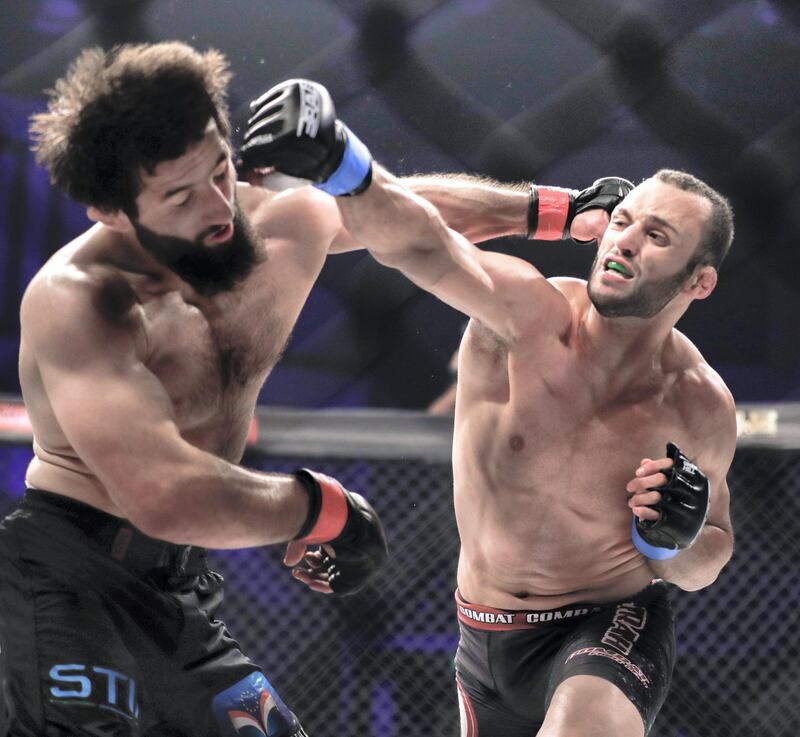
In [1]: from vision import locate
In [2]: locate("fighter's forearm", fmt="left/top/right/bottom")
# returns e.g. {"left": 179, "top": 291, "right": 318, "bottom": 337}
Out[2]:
{"left": 335, "top": 166, "right": 485, "bottom": 292}
{"left": 400, "top": 173, "right": 529, "bottom": 243}
{"left": 111, "top": 446, "right": 309, "bottom": 549}
{"left": 648, "top": 523, "right": 733, "bottom": 591}
{"left": 334, "top": 166, "right": 554, "bottom": 343}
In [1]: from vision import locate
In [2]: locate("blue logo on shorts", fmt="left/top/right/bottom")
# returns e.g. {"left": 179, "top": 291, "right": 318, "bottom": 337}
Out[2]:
{"left": 48, "top": 663, "right": 139, "bottom": 720}
{"left": 212, "top": 671, "right": 298, "bottom": 736}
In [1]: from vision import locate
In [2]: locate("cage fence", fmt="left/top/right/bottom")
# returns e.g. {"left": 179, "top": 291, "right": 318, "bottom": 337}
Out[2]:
{"left": 0, "top": 403, "right": 798, "bottom": 737}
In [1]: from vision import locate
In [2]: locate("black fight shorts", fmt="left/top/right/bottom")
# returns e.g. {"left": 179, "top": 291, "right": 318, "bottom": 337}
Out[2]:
{"left": 454, "top": 582, "right": 675, "bottom": 736}
{"left": 0, "top": 489, "right": 307, "bottom": 737}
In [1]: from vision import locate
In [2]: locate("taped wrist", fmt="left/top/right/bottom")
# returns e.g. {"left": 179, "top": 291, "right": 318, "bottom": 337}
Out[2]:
{"left": 631, "top": 517, "right": 680, "bottom": 560}
{"left": 293, "top": 469, "right": 349, "bottom": 544}
{"left": 314, "top": 123, "right": 373, "bottom": 197}
{"left": 526, "top": 184, "right": 574, "bottom": 240}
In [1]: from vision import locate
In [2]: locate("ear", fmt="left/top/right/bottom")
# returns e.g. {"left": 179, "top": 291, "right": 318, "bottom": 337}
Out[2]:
{"left": 86, "top": 206, "right": 133, "bottom": 233}
{"left": 684, "top": 265, "right": 717, "bottom": 301}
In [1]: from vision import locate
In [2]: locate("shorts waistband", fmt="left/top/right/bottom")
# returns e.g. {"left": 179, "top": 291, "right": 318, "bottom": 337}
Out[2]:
{"left": 20, "top": 488, "right": 208, "bottom": 578}
{"left": 455, "top": 590, "right": 602, "bottom": 631}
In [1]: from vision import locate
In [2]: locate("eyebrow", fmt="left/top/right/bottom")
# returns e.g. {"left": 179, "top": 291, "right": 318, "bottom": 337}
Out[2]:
{"left": 615, "top": 207, "right": 678, "bottom": 235}
{"left": 163, "top": 151, "right": 228, "bottom": 200}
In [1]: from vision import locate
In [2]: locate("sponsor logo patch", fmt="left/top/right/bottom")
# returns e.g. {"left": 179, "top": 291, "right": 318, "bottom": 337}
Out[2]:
{"left": 601, "top": 602, "right": 647, "bottom": 655}
{"left": 48, "top": 663, "right": 139, "bottom": 720}
{"left": 296, "top": 82, "right": 321, "bottom": 139}
{"left": 567, "top": 646, "right": 651, "bottom": 688}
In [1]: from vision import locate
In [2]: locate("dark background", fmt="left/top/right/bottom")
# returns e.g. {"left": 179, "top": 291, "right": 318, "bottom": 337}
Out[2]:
{"left": 1, "top": 0, "right": 799, "bottom": 408}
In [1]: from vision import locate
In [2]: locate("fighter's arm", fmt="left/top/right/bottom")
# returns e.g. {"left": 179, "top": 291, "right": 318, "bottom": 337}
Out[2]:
{"left": 648, "top": 452, "right": 733, "bottom": 592}
{"left": 322, "top": 173, "right": 624, "bottom": 255}
{"left": 626, "top": 376, "right": 736, "bottom": 591}
{"left": 400, "top": 173, "right": 622, "bottom": 246}
{"left": 20, "top": 273, "right": 387, "bottom": 592}
{"left": 239, "top": 81, "right": 573, "bottom": 342}
{"left": 21, "top": 273, "right": 309, "bottom": 548}
{"left": 339, "top": 165, "right": 572, "bottom": 342}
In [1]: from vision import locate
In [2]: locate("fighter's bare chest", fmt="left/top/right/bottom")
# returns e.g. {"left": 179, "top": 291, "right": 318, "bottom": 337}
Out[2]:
{"left": 465, "top": 343, "right": 685, "bottom": 478}
{"left": 497, "top": 369, "right": 686, "bottom": 495}
{"left": 137, "top": 290, "right": 289, "bottom": 426}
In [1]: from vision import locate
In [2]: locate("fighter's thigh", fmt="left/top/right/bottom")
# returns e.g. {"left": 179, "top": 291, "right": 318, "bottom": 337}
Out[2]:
{"left": 1, "top": 578, "right": 143, "bottom": 737}
{"left": 455, "top": 678, "right": 541, "bottom": 737}
{"left": 542, "top": 589, "right": 675, "bottom": 736}
{"left": 538, "top": 674, "right": 644, "bottom": 737}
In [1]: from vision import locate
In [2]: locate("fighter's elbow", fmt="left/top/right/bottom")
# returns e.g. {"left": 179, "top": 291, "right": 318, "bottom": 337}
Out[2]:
{"left": 106, "top": 467, "right": 190, "bottom": 542}
{"left": 672, "top": 547, "right": 733, "bottom": 592}
{"left": 675, "top": 569, "right": 722, "bottom": 592}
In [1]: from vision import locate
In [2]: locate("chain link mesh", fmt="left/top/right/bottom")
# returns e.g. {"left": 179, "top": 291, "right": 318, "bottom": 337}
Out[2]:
{"left": 1, "top": 444, "right": 797, "bottom": 736}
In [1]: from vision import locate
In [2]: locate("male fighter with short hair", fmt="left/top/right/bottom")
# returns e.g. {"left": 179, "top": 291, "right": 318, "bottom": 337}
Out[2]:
{"left": 1, "top": 45, "right": 615, "bottom": 737}
{"left": 241, "top": 79, "right": 736, "bottom": 737}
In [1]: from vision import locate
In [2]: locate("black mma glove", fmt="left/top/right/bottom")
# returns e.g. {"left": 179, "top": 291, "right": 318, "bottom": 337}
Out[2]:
{"left": 527, "top": 177, "right": 633, "bottom": 243}
{"left": 293, "top": 469, "right": 388, "bottom": 595}
{"left": 631, "top": 442, "right": 711, "bottom": 560}
{"left": 238, "top": 79, "right": 373, "bottom": 196}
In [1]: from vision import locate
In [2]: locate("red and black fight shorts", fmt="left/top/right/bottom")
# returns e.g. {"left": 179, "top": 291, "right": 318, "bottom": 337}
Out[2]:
{"left": 0, "top": 489, "right": 307, "bottom": 737}
{"left": 454, "top": 582, "right": 675, "bottom": 736}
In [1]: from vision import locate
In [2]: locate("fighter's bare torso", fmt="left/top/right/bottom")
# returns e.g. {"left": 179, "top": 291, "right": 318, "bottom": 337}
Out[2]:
{"left": 20, "top": 183, "right": 338, "bottom": 514}
{"left": 452, "top": 278, "right": 729, "bottom": 609}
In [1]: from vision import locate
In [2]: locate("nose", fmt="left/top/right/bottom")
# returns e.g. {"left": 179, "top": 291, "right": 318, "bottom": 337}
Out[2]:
{"left": 202, "top": 178, "right": 234, "bottom": 223}
{"left": 613, "top": 222, "right": 642, "bottom": 257}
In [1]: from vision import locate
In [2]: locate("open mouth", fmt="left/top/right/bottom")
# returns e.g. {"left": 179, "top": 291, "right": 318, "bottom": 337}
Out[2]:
{"left": 603, "top": 258, "right": 633, "bottom": 279}
{"left": 205, "top": 222, "right": 233, "bottom": 244}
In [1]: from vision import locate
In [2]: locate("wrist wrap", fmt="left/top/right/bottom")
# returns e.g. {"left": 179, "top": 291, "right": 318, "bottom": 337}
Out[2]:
{"left": 314, "top": 124, "right": 373, "bottom": 197}
{"left": 631, "top": 517, "right": 680, "bottom": 560}
{"left": 526, "top": 185, "right": 573, "bottom": 240}
{"left": 293, "top": 469, "right": 348, "bottom": 544}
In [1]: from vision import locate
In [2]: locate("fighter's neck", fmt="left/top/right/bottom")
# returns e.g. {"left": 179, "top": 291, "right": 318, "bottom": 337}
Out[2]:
{"left": 577, "top": 306, "right": 679, "bottom": 385}
{"left": 81, "top": 224, "right": 204, "bottom": 300}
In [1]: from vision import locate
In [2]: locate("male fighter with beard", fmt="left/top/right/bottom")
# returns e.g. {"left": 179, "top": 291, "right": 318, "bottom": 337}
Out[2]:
{"left": 1, "top": 45, "right": 618, "bottom": 737}
{"left": 0, "top": 44, "right": 391, "bottom": 737}
{"left": 241, "top": 80, "right": 736, "bottom": 737}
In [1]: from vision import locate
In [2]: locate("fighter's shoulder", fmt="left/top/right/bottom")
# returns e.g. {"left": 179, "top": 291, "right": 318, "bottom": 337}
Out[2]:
{"left": 539, "top": 275, "right": 585, "bottom": 326}
{"left": 670, "top": 332, "right": 736, "bottom": 444}
{"left": 238, "top": 181, "right": 339, "bottom": 236}
{"left": 670, "top": 331, "right": 730, "bottom": 396}
{"left": 22, "top": 246, "right": 140, "bottom": 349}
{"left": 549, "top": 276, "right": 588, "bottom": 301}
{"left": 498, "top": 275, "right": 579, "bottom": 349}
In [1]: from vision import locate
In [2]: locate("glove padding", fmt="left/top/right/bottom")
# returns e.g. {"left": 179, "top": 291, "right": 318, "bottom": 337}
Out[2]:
{"left": 527, "top": 176, "right": 633, "bottom": 242}
{"left": 293, "top": 469, "right": 388, "bottom": 595}
{"left": 632, "top": 442, "right": 711, "bottom": 560}
{"left": 238, "top": 79, "right": 372, "bottom": 196}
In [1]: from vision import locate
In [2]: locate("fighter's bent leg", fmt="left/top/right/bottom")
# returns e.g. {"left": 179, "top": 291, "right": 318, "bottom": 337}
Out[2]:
{"left": 540, "top": 582, "right": 674, "bottom": 736}
{"left": 538, "top": 674, "right": 644, "bottom": 737}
